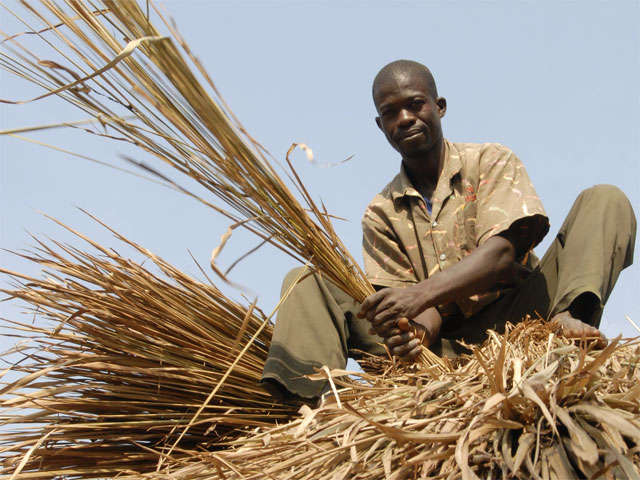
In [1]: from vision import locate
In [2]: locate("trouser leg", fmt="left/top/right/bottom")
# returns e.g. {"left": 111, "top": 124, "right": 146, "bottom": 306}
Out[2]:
{"left": 261, "top": 267, "right": 384, "bottom": 399}
{"left": 444, "top": 185, "right": 636, "bottom": 352}
{"left": 541, "top": 184, "right": 636, "bottom": 327}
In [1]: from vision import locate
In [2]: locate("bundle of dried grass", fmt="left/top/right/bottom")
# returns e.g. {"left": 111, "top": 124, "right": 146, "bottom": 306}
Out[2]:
{"left": 0, "top": 216, "right": 298, "bottom": 478}
{"left": 138, "top": 320, "right": 640, "bottom": 480}
{"left": 0, "top": 0, "right": 372, "bottom": 302}
{"left": 1, "top": 2, "right": 442, "bottom": 406}
{"left": 0, "top": 4, "right": 445, "bottom": 477}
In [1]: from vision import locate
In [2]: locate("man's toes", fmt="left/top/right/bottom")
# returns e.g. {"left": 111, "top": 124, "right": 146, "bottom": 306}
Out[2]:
{"left": 588, "top": 326, "right": 601, "bottom": 337}
{"left": 565, "top": 322, "right": 607, "bottom": 347}
{"left": 593, "top": 330, "right": 608, "bottom": 348}
{"left": 584, "top": 324, "right": 604, "bottom": 338}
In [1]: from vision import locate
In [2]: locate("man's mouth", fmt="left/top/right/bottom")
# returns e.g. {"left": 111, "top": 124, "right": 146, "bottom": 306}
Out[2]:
{"left": 398, "top": 130, "right": 424, "bottom": 142}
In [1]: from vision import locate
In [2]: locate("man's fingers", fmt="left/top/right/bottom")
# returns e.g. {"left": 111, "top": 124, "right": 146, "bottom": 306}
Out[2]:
{"left": 564, "top": 325, "right": 603, "bottom": 339}
{"left": 399, "top": 345, "right": 422, "bottom": 362}
{"left": 369, "top": 325, "right": 401, "bottom": 338}
{"left": 373, "top": 322, "right": 402, "bottom": 342}
{"left": 371, "top": 307, "right": 398, "bottom": 327}
{"left": 379, "top": 320, "right": 401, "bottom": 336}
{"left": 366, "top": 302, "right": 391, "bottom": 324}
{"left": 383, "top": 331, "right": 421, "bottom": 362}
{"left": 391, "top": 338, "right": 421, "bottom": 359}
{"left": 358, "top": 290, "right": 386, "bottom": 318}
{"left": 385, "top": 333, "right": 416, "bottom": 352}
{"left": 594, "top": 336, "right": 608, "bottom": 349}
{"left": 588, "top": 327, "right": 608, "bottom": 348}
{"left": 386, "top": 332, "right": 414, "bottom": 346}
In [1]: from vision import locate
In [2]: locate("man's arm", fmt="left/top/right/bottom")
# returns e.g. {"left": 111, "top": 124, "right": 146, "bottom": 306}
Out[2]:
{"left": 359, "top": 232, "right": 519, "bottom": 334}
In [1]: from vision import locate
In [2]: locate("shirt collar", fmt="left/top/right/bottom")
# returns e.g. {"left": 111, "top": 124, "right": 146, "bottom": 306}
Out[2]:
{"left": 390, "top": 139, "right": 462, "bottom": 203}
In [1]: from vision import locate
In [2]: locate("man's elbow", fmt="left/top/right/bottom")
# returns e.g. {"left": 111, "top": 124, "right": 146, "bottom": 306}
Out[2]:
{"left": 490, "top": 235, "right": 518, "bottom": 283}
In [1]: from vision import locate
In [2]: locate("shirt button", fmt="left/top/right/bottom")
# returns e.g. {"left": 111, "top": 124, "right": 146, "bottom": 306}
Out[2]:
{"left": 432, "top": 221, "right": 438, "bottom": 227}
{"left": 439, "top": 253, "right": 446, "bottom": 261}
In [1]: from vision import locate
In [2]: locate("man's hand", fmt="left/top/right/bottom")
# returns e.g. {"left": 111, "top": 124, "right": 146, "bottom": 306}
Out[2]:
{"left": 371, "top": 307, "right": 443, "bottom": 362}
{"left": 383, "top": 330, "right": 422, "bottom": 362}
{"left": 357, "top": 284, "right": 429, "bottom": 336}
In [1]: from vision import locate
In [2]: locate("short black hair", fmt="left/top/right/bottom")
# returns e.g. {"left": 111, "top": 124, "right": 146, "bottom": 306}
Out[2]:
{"left": 372, "top": 60, "right": 438, "bottom": 101}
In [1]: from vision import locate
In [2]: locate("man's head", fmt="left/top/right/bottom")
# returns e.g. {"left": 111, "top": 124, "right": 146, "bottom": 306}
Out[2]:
{"left": 372, "top": 60, "right": 447, "bottom": 160}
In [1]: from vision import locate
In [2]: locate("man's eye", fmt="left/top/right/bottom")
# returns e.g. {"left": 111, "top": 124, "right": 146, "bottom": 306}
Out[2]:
{"left": 411, "top": 100, "right": 425, "bottom": 109}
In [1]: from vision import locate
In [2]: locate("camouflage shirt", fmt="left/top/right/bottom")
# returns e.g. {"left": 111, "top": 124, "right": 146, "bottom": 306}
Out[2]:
{"left": 362, "top": 139, "right": 549, "bottom": 318}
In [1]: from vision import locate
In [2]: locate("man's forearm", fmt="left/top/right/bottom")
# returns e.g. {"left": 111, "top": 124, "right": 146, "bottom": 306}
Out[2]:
{"left": 414, "top": 234, "right": 518, "bottom": 310}
{"left": 359, "top": 234, "right": 518, "bottom": 327}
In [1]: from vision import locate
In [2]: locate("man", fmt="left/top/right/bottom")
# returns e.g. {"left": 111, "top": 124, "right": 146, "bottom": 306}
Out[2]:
{"left": 262, "top": 60, "right": 636, "bottom": 401}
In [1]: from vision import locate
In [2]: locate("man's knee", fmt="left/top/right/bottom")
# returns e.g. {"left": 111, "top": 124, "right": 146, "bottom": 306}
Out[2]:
{"left": 577, "top": 184, "right": 636, "bottom": 263}
{"left": 579, "top": 185, "right": 635, "bottom": 228}
{"left": 281, "top": 266, "right": 313, "bottom": 295}
{"left": 579, "top": 184, "right": 632, "bottom": 212}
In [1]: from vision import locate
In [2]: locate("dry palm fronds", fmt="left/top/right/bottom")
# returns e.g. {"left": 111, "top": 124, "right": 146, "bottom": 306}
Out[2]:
{"left": 0, "top": 216, "right": 298, "bottom": 478}
{"left": 138, "top": 320, "right": 640, "bottom": 480}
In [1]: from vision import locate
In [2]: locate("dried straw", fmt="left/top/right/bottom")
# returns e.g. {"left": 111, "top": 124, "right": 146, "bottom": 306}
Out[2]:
{"left": 0, "top": 0, "right": 442, "bottom": 380}
{"left": 0, "top": 0, "right": 371, "bottom": 302}
{"left": 4, "top": 3, "right": 634, "bottom": 480}
{"left": 0, "top": 2, "right": 445, "bottom": 476}
{"left": 135, "top": 320, "right": 640, "bottom": 480}
{"left": 0, "top": 216, "right": 298, "bottom": 478}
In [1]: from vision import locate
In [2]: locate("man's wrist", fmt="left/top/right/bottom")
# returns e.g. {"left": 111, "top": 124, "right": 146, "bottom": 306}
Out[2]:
{"left": 413, "top": 278, "right": 441, "bottom": 314}
{"left": 411, "top": 307, "right": 442, "bottom": 346}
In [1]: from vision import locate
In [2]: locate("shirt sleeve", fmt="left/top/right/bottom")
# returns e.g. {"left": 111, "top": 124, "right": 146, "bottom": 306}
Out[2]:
{"left": 362, "top": 203, "right": 418, "bottom": 289}
{"left": 476, "top": 146, "right": 549, "bottom": 251}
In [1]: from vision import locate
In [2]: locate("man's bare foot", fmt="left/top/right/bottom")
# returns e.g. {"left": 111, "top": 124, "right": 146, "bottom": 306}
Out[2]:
{"left": 551, "top": 311, "right": 607, "bottom": 348}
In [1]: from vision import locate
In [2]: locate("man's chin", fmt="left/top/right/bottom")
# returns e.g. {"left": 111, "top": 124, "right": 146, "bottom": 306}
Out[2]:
{"left": 399, "top": 144, "right": 431, "bottom": 159}
{"left": 396, "top": 135, "right": 434, "bottom": 156}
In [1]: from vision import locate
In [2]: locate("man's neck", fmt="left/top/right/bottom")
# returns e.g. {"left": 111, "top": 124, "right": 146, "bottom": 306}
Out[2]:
{"left": 402, "top": 138, "right": 445, "bottom": 198}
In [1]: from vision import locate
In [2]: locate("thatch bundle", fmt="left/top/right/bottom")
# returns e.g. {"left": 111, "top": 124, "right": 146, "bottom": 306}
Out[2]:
{"left": 1, "top": 0, "right": 439, "bottom": 366}
{"left": 0, "top": 0, "right": 373, "bottom": 303}
{"left": 0, "top": 217, "right": 297, "bottom": 478}
{"left": 136, "top": 320, "right": 640, "bottom": 480}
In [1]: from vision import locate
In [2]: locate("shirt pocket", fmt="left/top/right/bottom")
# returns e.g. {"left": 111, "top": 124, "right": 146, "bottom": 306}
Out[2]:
{"left": 454, "top": 195, "right": 477, "bottom": 258}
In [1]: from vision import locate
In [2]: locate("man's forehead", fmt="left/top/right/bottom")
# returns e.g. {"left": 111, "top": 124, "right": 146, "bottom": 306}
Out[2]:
{"left": 374, "top": 71, "right": 432, "bottom": 105}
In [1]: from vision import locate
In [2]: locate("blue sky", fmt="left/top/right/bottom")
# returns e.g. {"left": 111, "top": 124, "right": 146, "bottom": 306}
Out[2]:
{"left": 1, "top": 0, "right": 638, "bottom": 362}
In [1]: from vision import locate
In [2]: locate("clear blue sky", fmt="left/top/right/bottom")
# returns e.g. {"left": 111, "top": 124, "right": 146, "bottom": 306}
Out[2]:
{"left": 1, "top": 0, "right": 638, "bottom": 363}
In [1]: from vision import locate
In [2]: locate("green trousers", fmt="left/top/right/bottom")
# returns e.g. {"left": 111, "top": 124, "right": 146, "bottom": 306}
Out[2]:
{"left": 262, "top": 185, "right": 636, "bottom": 398}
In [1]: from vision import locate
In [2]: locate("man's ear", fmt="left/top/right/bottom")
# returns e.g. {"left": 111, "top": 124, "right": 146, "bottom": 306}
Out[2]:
{"left": 436, "top": 97, "right": 447, "bottom": 118}
{"left": 375, "top": 116, "right": 383, "bottom": 130}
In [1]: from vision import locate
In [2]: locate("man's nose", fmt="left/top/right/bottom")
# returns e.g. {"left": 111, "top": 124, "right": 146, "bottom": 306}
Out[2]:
{"left": 397, "top": 109, "right": 415, "bottom": 127}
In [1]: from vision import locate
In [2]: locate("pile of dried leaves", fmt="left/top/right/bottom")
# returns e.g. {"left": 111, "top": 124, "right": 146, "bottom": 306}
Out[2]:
{"left": 139, "top": 320, "right": 640, "bottom": 480}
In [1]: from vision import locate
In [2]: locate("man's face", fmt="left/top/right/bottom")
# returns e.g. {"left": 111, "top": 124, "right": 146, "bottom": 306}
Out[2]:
{"left": 374, "top": 71, "right": 446, "bottom": 159}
